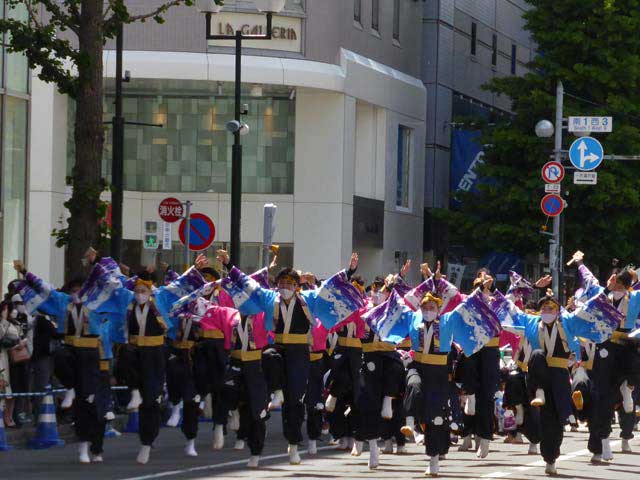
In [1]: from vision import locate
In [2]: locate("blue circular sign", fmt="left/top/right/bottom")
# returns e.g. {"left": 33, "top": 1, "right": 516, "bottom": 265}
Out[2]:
{"left": 569, "top": 136, "right": 604, "bottom": 171}
{"left": 541, "top": 194, "right": 563, "bottom": 217}
{"left": 179, "top": 213, "right": 216, "bottom": 251}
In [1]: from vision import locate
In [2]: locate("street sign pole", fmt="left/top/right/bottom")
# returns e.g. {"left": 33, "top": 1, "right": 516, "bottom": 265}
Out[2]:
{"left": 552, "top": 81, "right": 563, "bottom": 302}
{"left": 183, "top": 200, "right": 192, "bottom": 271}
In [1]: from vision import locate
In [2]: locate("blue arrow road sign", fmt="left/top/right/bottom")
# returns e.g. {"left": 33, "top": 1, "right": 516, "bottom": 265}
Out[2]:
{"left": 569, "top": 136, "right": 603, "bottom": 171}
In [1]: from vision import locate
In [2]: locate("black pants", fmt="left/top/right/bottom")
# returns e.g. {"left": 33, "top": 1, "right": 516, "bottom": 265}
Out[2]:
{"left": 221, "top": 358, "right": 269, "bottom": 455}
{"left": 54, "top": 344, "right": 101, "bottom": 398}
{"left": 459, "top": 346, "right": 500, "bottom": 440}
{"left": 527, "top": 350, "right": 571, "bottom": 464}
{"left": 327, "top": 347, "right": 362, "bottom": 401}
{"left": 355, "top": 352, "right": 404, "bottom": 441}
{"left": 117, "top": 345, "right": 166, "bottom": 446}
{"left": 503, "top": 369, "right": 542, "bottom": 444}
{"left": 166, "top": 350, "right": 199, "bottom": 440}
{"left": 262, "top": 343, "right": 309, "bottom": 445}
{"left": 193, "top": 339, "right": 229, "bottom": 426}
{"left": 409, "top": 362, "right": 451, "bottom": 457}
{"left": 328, "top": 396, "right": 355, "bottom": 439}
{"left": 306, "top": 355, "right": 327, "bottom": 441}
{"left": 588, "top": 340, "right": 640, "bottom": 454}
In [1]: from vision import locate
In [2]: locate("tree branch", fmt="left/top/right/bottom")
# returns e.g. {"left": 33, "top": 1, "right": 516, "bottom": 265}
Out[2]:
{"left": 23, "top": 0, "right": 43, "bottom": 29}
{"left": 36, "top": 0, "right": 80, "bottom": 35}
{"left": 127, "top": 0, "right": 188, "bottom": 23}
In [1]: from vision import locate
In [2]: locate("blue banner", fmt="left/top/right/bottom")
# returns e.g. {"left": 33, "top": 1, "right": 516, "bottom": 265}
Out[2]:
{"left": 451, "top": 130, "right": 485, "bottom": 208}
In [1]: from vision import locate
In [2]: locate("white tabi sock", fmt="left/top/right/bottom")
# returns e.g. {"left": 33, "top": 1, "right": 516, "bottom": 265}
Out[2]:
{"left": 368, "top": 440, "right": 380, "bottom": 469}
{"left": 212, "top": 424, "right": 224, "bottom": 450}
{"left": 136, "top": 445, "right": 151, "bottom": 464}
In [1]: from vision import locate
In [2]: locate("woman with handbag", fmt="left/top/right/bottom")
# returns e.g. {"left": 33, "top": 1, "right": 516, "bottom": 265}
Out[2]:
{"left": 7, "top": 294, "right": 32, "bottom": 427}
{"left": 0, "top": 301, "right": 21, "bottom": 427}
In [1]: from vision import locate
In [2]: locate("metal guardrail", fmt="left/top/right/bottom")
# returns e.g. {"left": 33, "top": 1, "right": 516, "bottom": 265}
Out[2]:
{"left": 0, "top": 385, "right": 129, "bottom": 399}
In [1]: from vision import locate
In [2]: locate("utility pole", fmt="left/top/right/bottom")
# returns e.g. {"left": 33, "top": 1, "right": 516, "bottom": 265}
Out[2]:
{"left": 551, "top": 81, "right": 564, "bottom": 301}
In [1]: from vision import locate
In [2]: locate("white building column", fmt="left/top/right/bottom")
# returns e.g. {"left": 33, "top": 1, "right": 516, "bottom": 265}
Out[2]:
{"left": 293, "top": 88, "right": 355, "bottom": 278}
{"left": 27, "top": 76, "right": 68, "bottom": 285}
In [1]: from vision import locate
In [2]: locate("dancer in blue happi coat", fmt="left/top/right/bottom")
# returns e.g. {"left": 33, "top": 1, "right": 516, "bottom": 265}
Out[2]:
{"left": 491, "top": 286, "right": 623, "bottom": 475}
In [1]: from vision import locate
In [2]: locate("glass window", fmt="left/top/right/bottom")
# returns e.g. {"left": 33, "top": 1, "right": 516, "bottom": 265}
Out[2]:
{"left": 67, "top": 80, "right": 296, "bottom": 195}
{"left": 396, "top": 125, "right": 412, "bottom": 209}
{"left": 2, "top": 96, "right": 27, "bottom": 286}
{"left": 5, "top": 2, "right": 28, "bottom": 93}
{"left": 471, "top": 22, "right": 477, "bottom": 56}
{"left": 393, "top": 0, "right": 400, "bottom": 41}
{"left": 354, "top": 0, "right": 361, "bottom": 23}
{"left": 511, "top": 44, "right": 517, "bottom": 74}
{"left": 371, "top": 0, "right": 379, "bottom": 31}
{"left": 492, "top": 34, "right": 498, "bottom": 66}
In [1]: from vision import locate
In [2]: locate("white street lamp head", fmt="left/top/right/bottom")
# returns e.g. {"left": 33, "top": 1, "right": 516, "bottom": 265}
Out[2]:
{"left": 239, "top": 123, "right": 250, "bottom": 136}
{"left": 196, "top": 0, "right": 223, "bottom": 13}
{"left": 254, "top": 0, "right": 286, "bottom": 13}
{"left": 535, "top": 119, "right": 554, "bottom": 138}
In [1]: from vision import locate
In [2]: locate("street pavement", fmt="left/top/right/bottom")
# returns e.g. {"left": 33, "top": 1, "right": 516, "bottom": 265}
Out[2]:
{"left": 3, "top": 413, "right": 640, "bottom": 480}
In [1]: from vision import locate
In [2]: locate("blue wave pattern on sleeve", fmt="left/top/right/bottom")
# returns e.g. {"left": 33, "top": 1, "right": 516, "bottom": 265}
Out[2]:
{"left": 363, "top": 291, "right": 413, "bottom": 344}
{"left": 448, "top": 289, "right": 502, "bottom": 356}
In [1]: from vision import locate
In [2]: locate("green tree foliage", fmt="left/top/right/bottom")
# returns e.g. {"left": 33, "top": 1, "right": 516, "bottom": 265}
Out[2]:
{"left": 435, "top": 0, "right": 640, "bottom": 274}
{"left": 0, "top": 0, "right": 223, "bottom": 278}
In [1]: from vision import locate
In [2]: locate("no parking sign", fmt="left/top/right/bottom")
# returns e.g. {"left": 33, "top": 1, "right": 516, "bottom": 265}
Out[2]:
{"left": 179, "top": 213, "right": 216, "bottom": 251}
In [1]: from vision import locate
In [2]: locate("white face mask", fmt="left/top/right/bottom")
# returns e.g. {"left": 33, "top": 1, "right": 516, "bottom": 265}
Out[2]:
{"left": 612, "top": 290, "right": 626, "bottom": 301}
{"left": 135, "top": 293, "right": 150, "bottom": 305}
{"left": 278, "top": 288, "right": 295, "bottom": 300}
{"left": 422, "top": 310, "right": 438, "bottom": 322}
{"left": 16, "top": 305, "right": 27, "bottom": 315}
{"left": 71, "top": 292, "right": 82, "bottom": 305}
{"left": 541, "top": 313, "right": 556, "bottom": 324}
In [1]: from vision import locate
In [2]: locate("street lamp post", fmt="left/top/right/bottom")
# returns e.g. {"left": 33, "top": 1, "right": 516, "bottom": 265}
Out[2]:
{"left": 197, "top": 0, "right": 285, "bottom": 268}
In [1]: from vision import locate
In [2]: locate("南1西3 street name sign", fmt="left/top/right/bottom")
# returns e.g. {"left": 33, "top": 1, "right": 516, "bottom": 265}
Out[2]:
{"left": 568, "top": 116, "right": 613, "bottom": 133}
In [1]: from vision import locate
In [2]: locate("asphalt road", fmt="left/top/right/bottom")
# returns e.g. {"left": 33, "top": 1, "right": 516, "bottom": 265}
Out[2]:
{"left": 3, "top": 414, "right": 640, "bottom": 480}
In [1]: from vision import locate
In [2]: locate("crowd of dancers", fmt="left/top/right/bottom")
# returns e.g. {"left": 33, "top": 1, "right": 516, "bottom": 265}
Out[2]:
{"left": 1, "top": 247, "right": 638, "bottom": 476}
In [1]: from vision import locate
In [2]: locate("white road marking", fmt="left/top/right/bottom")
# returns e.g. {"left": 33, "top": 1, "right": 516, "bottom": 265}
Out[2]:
{"left": 478, "top": 441, "right": 621, "bottom": 479}
{"left": 118, "top": 446, "right": 334, "bottom": 480}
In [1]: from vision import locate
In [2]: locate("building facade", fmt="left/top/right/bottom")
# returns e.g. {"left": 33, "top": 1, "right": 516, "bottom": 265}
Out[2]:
{"left": 27, "top": 0, "right": 426, "bottom": 287}
{"left": 421, "top": 0, "right": 534, "bottom": 271}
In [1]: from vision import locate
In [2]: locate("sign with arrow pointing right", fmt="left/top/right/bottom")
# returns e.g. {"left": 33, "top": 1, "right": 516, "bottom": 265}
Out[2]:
{"left": 569, "top": 136, "right": 604, "bottom": 171}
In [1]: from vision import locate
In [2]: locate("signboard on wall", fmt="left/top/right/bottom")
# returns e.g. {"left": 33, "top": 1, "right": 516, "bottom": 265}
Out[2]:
{"left": 207, "top": 13, "right": 302, "bottom": 53}
{"left": 353, "top": 196, "right": 384, "bottom": 249}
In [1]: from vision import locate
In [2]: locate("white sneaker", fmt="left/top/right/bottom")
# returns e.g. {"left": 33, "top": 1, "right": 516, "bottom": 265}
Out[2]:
{"left": 90, "top": 453, "right": 103, "bottom": 463}
{"left": 247, "top": 455, "right": 260, "bottom": 468}
{"left": 288, "top": 444, "right": 301, "bottom": 465}
{"left": 234, "top": 439, "right": 245, "bottom": 450}
{"left": 212, "top": 424, "right": 224, "bottom": 450}
{"left": 62, "top": 388, "right": 76, "bottom": 409}
{"left": 127, "top": 389, "right": 143, "bottom": 411}
{"left": 136, "top": 445, "right": 151, "bottom": 464}
{"left": 621, "top": 381, "right": 634, "bottom": 414}
{"left": 351, "top": 440, "right": 363, "bottom": 456}
{"left": 531, "top": 388, "right": 546, "bottom": 407}
{"left": 528, "top": 443, "right": 539, "bottom": 455}
{"left": 401, "top": 416, "right": 415, "bottom": 440}
{"left": 428, "top": 455, "right": 439, "bottom": 476}
{"left": 622, "top": 439, "right": 632, "bottom": 453}
{"left": 79, "top": 442, "right": 90, "bottom": 464}
{"left": 476, "top": 438, "right": 489, "bottom": 458}
{"left": 308, "top": 439, "right": 318, "bottom": 455}
{"left": 166, "top": 402, "right": 182, "bottom": 427}
{"left": 602, "top": 438, "right": 613, "bottom": 461}
{"left": 269, "top": 390, "right": 284, "bottom": 410}
{"left": 545, "top": 462, "right": 557, "bottom": 475}
{"left": 368, "top": 440, "right": 380, "bottom": 469}
{"left": 458, "top": 435, "right": 473, "bottom": 451}
{"left": 184, "top": 439, "right": 198, "bottom": 457}
{"left": 415, "top": 432, "right": 425, "bottom": 446}
{"left": 590, "top": 453, "right": 602, "bottom": 463}
{"left": 382, "top": 439, "right": 394, "bottom": 454}
{"left": 325, "top": 394, "right": 337, "bottom": 413}
{"left": 381, "top": 396, "right": 393, "bottom": 419}
{"left": 396, "top": 445, "right": 408, "bottom": 454}
{"left": 464, "top": 394, "right": 476, "bottom": 416}
{"left": 228, "top": 409, "right": 240, "bottom": 431}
